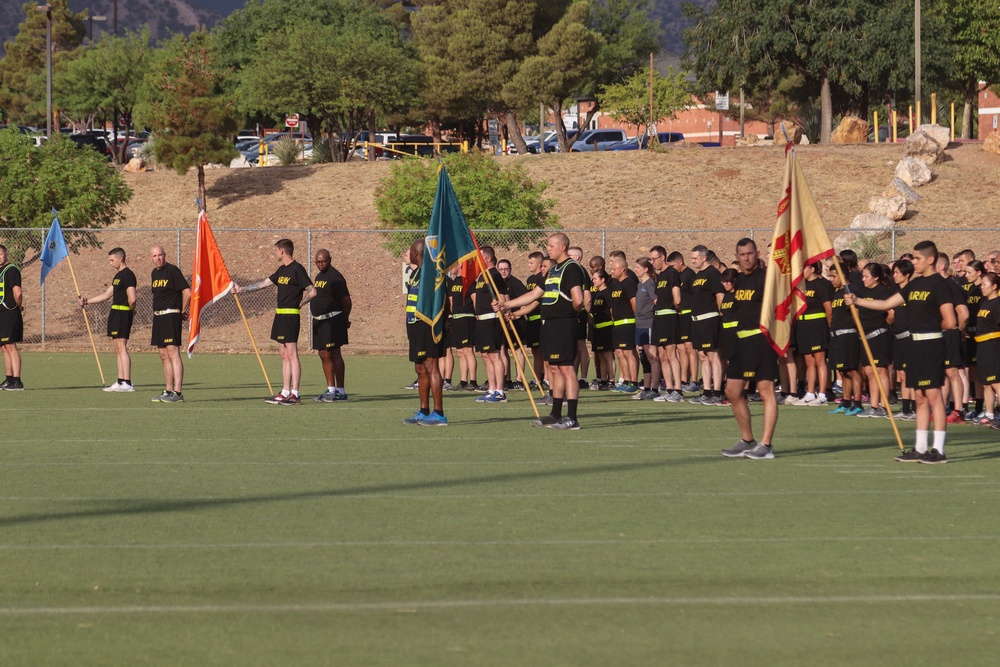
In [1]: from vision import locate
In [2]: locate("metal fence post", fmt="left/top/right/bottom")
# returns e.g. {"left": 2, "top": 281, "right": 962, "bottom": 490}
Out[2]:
{"left": 891, "top": 228, "right": 896, "bottom": 259}
{"left": 40, "top": 229, "right": 46, "bottom": 348}
{"left": 749, "top": 229, "right": 755, "bottom": 242}
{"left": 176, "top": 229, "right": 182, "bottom": 268}
{"left": 601, "top": 229, "right": 606, "bottom": 257}
{"left": 307, "top": 228, "right": 312, "bottom": 349}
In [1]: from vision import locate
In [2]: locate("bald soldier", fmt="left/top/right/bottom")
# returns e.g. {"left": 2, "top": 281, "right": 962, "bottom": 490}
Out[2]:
{"left": 310, "top": 249, "right": 352, "bottom": 401}
{"left": 149, "top": 244, "right": 190, "bottom": 403}
{"left": 498, "top": 233, "right": 587, "bottom": 429}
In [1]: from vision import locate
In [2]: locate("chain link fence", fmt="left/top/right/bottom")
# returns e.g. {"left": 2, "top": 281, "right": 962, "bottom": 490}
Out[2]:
{"left": 2, "top": 226, "right": 994, "bottom": 354}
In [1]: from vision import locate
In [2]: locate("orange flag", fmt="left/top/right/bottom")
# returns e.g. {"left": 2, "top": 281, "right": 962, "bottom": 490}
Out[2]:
{"left": 186, "top": 210, "right": 234, "bottom": 357}
{"left": 760, "top": 147, "right": 835, "bottom": 356}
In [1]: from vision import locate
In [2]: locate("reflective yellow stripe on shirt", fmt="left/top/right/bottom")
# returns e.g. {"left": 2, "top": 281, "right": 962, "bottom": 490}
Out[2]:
{"left": 111, "top": 305, "right": 131, "bottom": 311}
{"left": 594, "top": 321, "right": 613, "bottom": 329}
{"left": 722, "top": 321, "right": 738, "bottom": 329}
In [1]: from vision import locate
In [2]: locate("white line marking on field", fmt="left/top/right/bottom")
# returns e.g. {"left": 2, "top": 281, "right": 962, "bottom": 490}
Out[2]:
{"left": 2, "top": 535, "right": 999, "bottom": 550}
{"left": 2, "top": 593, "right": 999, "bottom": 615}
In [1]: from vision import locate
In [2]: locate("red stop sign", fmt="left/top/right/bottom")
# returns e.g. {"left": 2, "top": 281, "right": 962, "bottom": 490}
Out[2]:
{"left": 285, "top": 114, "right": 299, "bottom": 128}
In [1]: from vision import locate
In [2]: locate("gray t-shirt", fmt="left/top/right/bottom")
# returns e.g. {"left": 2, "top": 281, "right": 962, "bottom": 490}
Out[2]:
{"left": 635, "top": 277, "right": 655, "bottom": 328}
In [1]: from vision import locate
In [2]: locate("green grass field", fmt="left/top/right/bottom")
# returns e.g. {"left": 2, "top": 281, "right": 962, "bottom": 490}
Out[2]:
{"left": 1, "top": 352, "right": 998, "bottom": 666}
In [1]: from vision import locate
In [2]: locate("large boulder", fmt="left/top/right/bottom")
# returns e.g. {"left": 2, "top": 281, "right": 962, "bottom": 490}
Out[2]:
{"left": 984, "top": 133, "right": 1000, "bottom": 156}
{"left": 772, "top": 121, "right": 804, "bottom": 145}
{"left": 895, "top": 156, "right": 932, "bottom": 187}
{"left": 831, "top": 116, "right": 869, "bottom": 144}
{"left": 917, "top": 124, "right": 951, "bottom": 147}
{"left": 123, "top": 157, "right": 146, "bottom": 173}
{"left": 835, "top": 213, "right": 895, "bottom": 250}
{"left": 868, "top": 195, "right": 907, "bottom": 221}
{"left": 735, "top": 133, "right": 764, "bottom": 147}
{"left": 230, "top": 155, "right": 252, "bottom": 168}
{"left": 902, "top": 129, "right": 945, "bottom": 165}
{"left": 884, "top": 177, "right": 921, "bottom": 203}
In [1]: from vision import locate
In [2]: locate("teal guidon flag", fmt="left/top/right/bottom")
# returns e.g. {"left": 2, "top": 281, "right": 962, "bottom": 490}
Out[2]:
{"left": 40, "top": 210, "right": 69, "bottom": 285}
{"left": 415, "top": 166, "right": 479, "bottom": 343}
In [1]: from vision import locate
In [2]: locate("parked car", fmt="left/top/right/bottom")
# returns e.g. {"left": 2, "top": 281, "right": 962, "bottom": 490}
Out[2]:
{"left": 385, "top": 134, "right": 435, "bottom": 157}
{"left": 609, "top": 132, "right": 685, "bottom": 150}
{"left": 568, "top": 128, "right": 628, "bottom": 152}
{"left": 350, "top": 130, "right": 398, "bottom": 159}
{"left": 68, "top": 133, "right": 110, "bottom": 156}
{"left": 523, "top": 130, "right": 579, "bottom": 153}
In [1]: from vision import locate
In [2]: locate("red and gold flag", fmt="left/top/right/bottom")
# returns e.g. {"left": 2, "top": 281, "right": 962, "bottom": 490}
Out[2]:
{"left": 760, "top": 147, "right": 835, "bottom": 356}
{"left": 186, "top": 210, "right": 234, "bottom": 357}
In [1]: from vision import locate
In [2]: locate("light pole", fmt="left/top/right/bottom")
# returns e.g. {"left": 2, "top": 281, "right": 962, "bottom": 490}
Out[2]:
{"left": 914, "top": 0, "right": 921, "bottom": 120}
{"left": 36, "top": 3, "right": 52, "bottom": 139}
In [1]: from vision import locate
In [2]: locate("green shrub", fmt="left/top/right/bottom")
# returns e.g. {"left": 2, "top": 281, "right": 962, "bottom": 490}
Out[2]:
{"left": 307, "top": 138, "right": 333, "bottom": 164}
{"left": 272, "top": 137, "right": 303, "bottom": 165}
{"left": 374, "top": 152, "right": 558, "bottom": 251}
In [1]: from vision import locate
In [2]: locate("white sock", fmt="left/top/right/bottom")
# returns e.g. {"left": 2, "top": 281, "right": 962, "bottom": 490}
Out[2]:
{"left": 333, "top": 387, "right": 343, "bottom": 394}
{"left": 280, "top": 389, "right": 290, "bottom": 397}
{"left": 986, "top": 412, "right": 995, "bottom": 420}
{"left": 803, "top": 393, "right": 816, "bottom": 401}
{"left": 291, "top": 389, "right": 300, "bottom": 398}
{"left": 328, "top": 386, "right": 335, "bottom": 393}
{"left": 915, "top": 430, "right": 929, "bottom": 454}
{"left": 818, "top": 393, "right": 827, "bottom": 401}
{"left": 933, "top": 430, "right": 946, "bottom": 454}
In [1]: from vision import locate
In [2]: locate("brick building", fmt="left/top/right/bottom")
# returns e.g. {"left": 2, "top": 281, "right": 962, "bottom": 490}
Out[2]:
{"left": 979, "top": 86, "right": 999, "bottom": 140}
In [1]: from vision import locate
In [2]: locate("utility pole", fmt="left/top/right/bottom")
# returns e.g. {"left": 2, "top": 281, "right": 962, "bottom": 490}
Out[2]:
{"left": 914, "top": 0, "right": 921, "bottom": 116}
{"left": 36, "top": 4, "right": 53, "bottom": 138}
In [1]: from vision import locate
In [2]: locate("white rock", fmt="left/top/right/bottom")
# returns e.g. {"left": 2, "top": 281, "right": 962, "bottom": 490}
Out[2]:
{"left": 884, "top": 177, "right": 921, "bottom": 203}
{"left": 230, "top": 155, "right": 252, "bottom": 168}
{"left": 917, "top": 124, "right": 951, "bottom": 147}
{"left": 850, "top": 213, "right": 895, "bottom": 231}
{"left": 867, "top": 196, "right": 907, "bottom": 221}
{"left": 895, "top": 157, "right": 932, "bottom": 187}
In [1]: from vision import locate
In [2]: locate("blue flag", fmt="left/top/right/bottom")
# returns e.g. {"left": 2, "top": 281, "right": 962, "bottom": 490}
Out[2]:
{"left": 415, "top": 166, "right": 479, "bottom": 343}
{"left": 40, "top": 211, "right": 69, "bottom": 285}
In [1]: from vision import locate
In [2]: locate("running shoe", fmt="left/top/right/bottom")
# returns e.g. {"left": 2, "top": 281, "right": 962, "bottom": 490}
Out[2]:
{"left": 484, "top": 392, "right": 508, "bottom": 403}
{"left": 667, "top": 390, "right": 684, "bottom": 402}
{"left": 715, "top": 398, "right": 731, "bottom": 407}
{"left": 639, "top": 389, "right": 659, "bottom": 400}
{"left": 828, "top": 405, "right": 849, "bottom": 415}
{"left": 151, "top": 390, "right": 170, "bottom": 402}
{"left": 702, "top": 394, "right": 722, "bottom": 405}
{"left": 475, "top": 391, "right": 494, "bottom": 403}
{"left": 442, "top": 381, "right": 456, "bottom": 391}
{"left": 806, "top": 396, "right": 828, "bottom": 407}
{"left": 973, "top": 416, "right": 997, "bottom": 428}
{"left": 103, "top": 382, "right": 121, "bottom": 392}
{"left": 962, "top": 410, "right": 978, "bottom": 422}
{"left": 747, "top": 392, "right": 763, "bottom": 403}
{"left": 265, "top": 393, "right": 286, "bottom": 405}
{"left": 871, "top": 407, "right": 888, "bottom": 418}
{"left": 548, "top": 417, "right": 581, "bottom": 430}
{"left": 4, "top": 379, "right": 24, "bottom": 391}
{"left": 896, "top": 411, "right": 917, "bottom": 421}
{"left": 539, "top": 394, "right": 554, "bottom": 406}
{"left": 887, "top": 391, "right": 899, "bottom": 406}
{"left": 278, "top": 394, "right": 301, "bottom": 406}
{"left": 844, "top": 406, "right": 864, "bottom": 416}
{"left": 461, "top": 383, "right": 479, "bottom": 392}
{"left": 722, "top": 439, "right": 756, "bottom": 458}
{"left": 511, "top": 381, "right": 525, "bottom": 391}
{"left": 314, "top": 390, "right": 335, "bottom": 402}
{"left": 528, "top": 380, "right": 540, "bottom": 391}
{"left": 531, "top": 415, "right": 559, "bottom": 427}
{"left": 622, "top": 383, "right": 640, "bottom": 395}
{"left": 474, "top": 382, "right": 491, "bottom": 392}
{"left": 588, "top": 380, "right": 602, "bottom": 391}
{"left": 402, "top": 411, "right": 427, "bottom": 425}
{"left": 946, "top": 410, "right": 965, "bottom": 424}
{"left": 403, "top": 379, "right": 419, "bottom": 390}
{"left": 0, "top": 379, "right": 8, "bottom": 390}
{"left": 744, "top": 443, "right": 775, "bottom": 460}
{"left": 894, "top": 449, "right": 924, "bottom": 463}
{"left": 653, "top": 391, "right": 671, "bottom": 402}
{"left": 856, "top": 407, "right": 878, "bottom": 418}
{"left": 419, "top": 412, "right": 448, "bottom": 426}
{"left": 329, "top": 391, "right": 348, "bottom": 402}
{"left": 918, "top": 448, "right": 948, "bottom": 464}
{"left": 688, "top": 394, "right": 708, "bottom": 405}
{"left": 597, "top": 382, "right": 612, "bottom": 391}
{"left": 578, "top": 379, "right": 589, "bottom": 390}
{"left": 160, "top": 391, "right": 184, "bottom": 403}
{"left": 113, "top": 382, "right": 135, "bottom": 393}
{"left": 681, "top": 381, "right": 699, "bottom": 393}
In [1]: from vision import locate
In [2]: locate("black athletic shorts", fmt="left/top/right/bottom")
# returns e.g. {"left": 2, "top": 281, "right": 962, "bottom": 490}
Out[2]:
{"left": 450, "top": 316, "right": 475, "bottom": 349}
{"left": 943, "top": 328, "right": 965, "bottom": 369}
{"left": 591, "top": 323, "right": 613, "bottom": 352}
{"left": 475, "top": 317, "right": 503, "bottom": 353}
{"left": 964, "top": 334, "right": 977, "bottom": 366}
{"left": 107, "top": 309, "right": 134, "bottom": 340}
{"left": 408, "top": 321, "right": 444, "bottom": 363}
{"left": 270, "top": 313, "right": 301, "bottom": 344}
{"left": 906, "top": 337, "right": 945, "bottom": 390}
{"left": 541, "top": 317, "right": 576, "bottom": 366}
{"left": 652, "top": 314, "right": 677, "bottom": 347}
{"left": 0, "top": 309, "right": 24, "bottom": 344}
{"left": 794, "top": 317, "right": 829, "bottom": 354}
{"left": 893, "top": 335, "right": 911, "bottom": 371}
{"left": 727, "top": 332, "right": 778, "bottom": 382}
{"left": 312, "top": 316, "right": 348, "bottom": 350}
{"left": 976, "top": 339, "right": 1000, "bottom": 385}
{"left": 829, "top": 330, "right": 860, "bottom": 372}
{"left": 860, "top": 330, "right": 892, "bottom": 368}
{"left": 691, "top": 316, "right": 721, "bottom": 351}
{"left": 576, "top": 312, "right": 588, "bottom": 341}
{"left": 678, "top": 311, "right": 692, "bottom": 343}
{"left": 612, "top": 322, "right": 637, "bottom": 350}
{"left": 150, "top": 312, "right": 182, "bottom": 347}
{"left": 524, "top": 317, "right": 541, "bottom": 348}
{"left": 719, "top": 325, "right": 737, "bottom": 362}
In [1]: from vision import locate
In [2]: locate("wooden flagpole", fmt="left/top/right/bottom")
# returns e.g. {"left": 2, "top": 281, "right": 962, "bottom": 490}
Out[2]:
{"left": 830, "top": 260, "right": 905, "bottom": 451}
{"left": 232, "top": 293, "right": 273, "bottom": 396}
{"left": 474, "top": 252, "right": 540, "bottom": 418}
{"left": 65, "top": 255, "right": 106, "bottom": 387}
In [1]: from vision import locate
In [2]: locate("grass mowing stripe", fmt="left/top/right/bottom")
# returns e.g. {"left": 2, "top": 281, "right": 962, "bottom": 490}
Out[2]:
{"left": 4, "top": 593, "right": 1000, "bottom": 615}
{"left": 4, "top": 535, "right": 1000, "bottom": 550}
